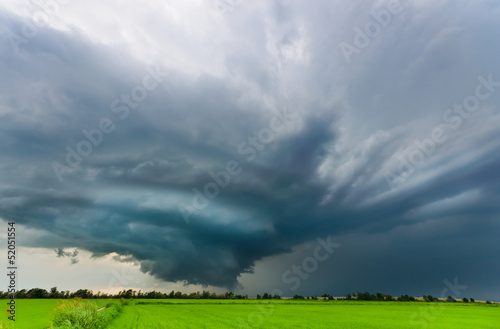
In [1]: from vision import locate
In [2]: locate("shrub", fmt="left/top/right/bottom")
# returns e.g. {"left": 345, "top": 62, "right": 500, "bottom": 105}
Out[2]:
{"left": 96, "top": 303, "right": 123, "bottom": 327}
{"left": 51, "top": 300, "right": 99, "bottom": 328}
{"left": 51, "top": 300, "right": 124, "bottom": 329}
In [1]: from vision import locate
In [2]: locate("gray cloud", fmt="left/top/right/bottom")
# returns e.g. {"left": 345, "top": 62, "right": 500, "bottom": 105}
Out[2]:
{"left": 55, "top": 248, "right": 79, "bottom": 264}
{"left": 0, "top": 0, "right": 499, "bottom": 299}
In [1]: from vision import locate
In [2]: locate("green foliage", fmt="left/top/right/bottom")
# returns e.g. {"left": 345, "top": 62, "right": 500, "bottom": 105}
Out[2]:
{"left": 96, "top": 302, "right": 123, "bottom": 328}
{"left": 51, "top": 300, "right": 99, "bottom": 328}
{"left": 50, "top": 299, "right": 123, "bottom": 329}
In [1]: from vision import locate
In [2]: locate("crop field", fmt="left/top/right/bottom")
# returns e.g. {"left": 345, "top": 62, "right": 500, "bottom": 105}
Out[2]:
{"left": 1, "top": 299, "right": 498, "bottom": 328}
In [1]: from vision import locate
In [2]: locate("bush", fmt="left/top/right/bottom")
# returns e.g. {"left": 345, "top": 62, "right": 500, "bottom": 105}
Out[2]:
{"left": 51, "top": 300, "right": 99, "bottom": 328}
{"left": 51, "top": 300, "right": 124, "bottom": 329}
{"left": 95, "top": 303, "right": 123, "bottom": 327}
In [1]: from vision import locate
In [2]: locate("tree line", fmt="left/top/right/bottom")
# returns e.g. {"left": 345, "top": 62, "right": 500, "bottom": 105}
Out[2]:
{"left": 291, "top": 291, "right": 482, "bottom": 303}
{"left": 0, "top": 288, "right": 252, "bottom": 300}
{"left": 0, "top": 288, "right": 487, "bottom": 303}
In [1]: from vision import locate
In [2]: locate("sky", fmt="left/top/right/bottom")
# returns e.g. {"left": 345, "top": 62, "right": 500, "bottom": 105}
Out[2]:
{"left": 0, "top": 0, "right": 499, "bottom": 301}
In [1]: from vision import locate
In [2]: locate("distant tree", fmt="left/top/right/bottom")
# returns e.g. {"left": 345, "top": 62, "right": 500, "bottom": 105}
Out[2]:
{"left": 385, "top": 295, "right": 394, "bottom": 301}
{"left": 446, "top": 296, "right": 456, "bottom": 303}
{"left": 15, "top": 289, "right": 27, "bottom": 299}
{"left": 27, "top": 288, "right": 48, "bottom": 299}
{"left": 49, "top": 287, "right": 60, "bottom": 299}
{"left": 256, "top": 294, "right": 261, "bottom": 300}
{"left": 486, "top": 300, "right": 492, "bottom": 304}
{"left": 470, "top": 298, "right": 475, "bottom": 303}
{"left": 345, "top": 293, "right": 352, "bottom": 300}
{"left": 376, "top": 292, "right": 384, "bottom": 301}
{"left": 123, "top": 289, "right": 134, "bottom": 299}
{"left": 462, "top": 297, "right": 469, "bottom": 303}
{"left": 398, "top": 294, "right": 415, "bottom": 302}
{"left": 72, "top": 289, "right": 93, "bottom": 299}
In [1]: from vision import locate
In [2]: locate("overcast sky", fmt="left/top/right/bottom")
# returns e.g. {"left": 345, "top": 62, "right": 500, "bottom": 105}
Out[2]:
{"left": 0, "top": 0, "right": 499, "bottom": 301}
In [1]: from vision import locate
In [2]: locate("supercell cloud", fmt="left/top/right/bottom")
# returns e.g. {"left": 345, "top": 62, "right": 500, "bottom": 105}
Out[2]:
{"left": 0, "top": 0, "right": 499, "bottom": 299}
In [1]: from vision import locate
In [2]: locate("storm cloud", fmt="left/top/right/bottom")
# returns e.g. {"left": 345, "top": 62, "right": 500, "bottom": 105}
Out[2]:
{"left": 0, "top": 0, "right": 499, "bottom": 299}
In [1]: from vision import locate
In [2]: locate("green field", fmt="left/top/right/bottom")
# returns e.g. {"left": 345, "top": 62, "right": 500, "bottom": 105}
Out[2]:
{"left": 1, "top": 299, "right": 498, "bottom": 328}
{"left": 1, "top": 299, "right": 115, "bottom": 329}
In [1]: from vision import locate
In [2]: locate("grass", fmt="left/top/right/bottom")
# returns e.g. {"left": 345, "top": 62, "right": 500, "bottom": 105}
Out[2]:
{"left": 105, "top": 300, "right": 500, "bottom": 329}
{"left": 1, "top": 299, "right": 498, "bottom": 328}
{"left": 0, "top": 299, "right": 117, "bottom": 329}
{"left": 51, "top": 299, "right": 100, "bottom": 328}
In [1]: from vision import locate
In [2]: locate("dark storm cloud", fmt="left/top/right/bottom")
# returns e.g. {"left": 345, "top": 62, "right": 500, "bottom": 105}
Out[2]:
{"left": 0, "top": 0, "right": 499, "bottom": 298}
{"left": 55, "top": 248, "right": 79, "bottom": 264}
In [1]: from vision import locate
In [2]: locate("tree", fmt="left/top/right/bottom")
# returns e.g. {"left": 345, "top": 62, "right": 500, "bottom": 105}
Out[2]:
{"left": 470, "top": 298, "right": 475, "bottom": 303}
{"left": 49, "top": 287, "right": 60, "bottom": 299}
{"left": 446, "top": 296, "right": 456, "bottom": 302}
{"left": 27, "top": 288, "right": 48, "bottom": 299}
{"left": 424, "top": 295, "right": 435, "bottom": 302}
{"left": 462, "top": 297, "right": 469, "bottom": 303}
